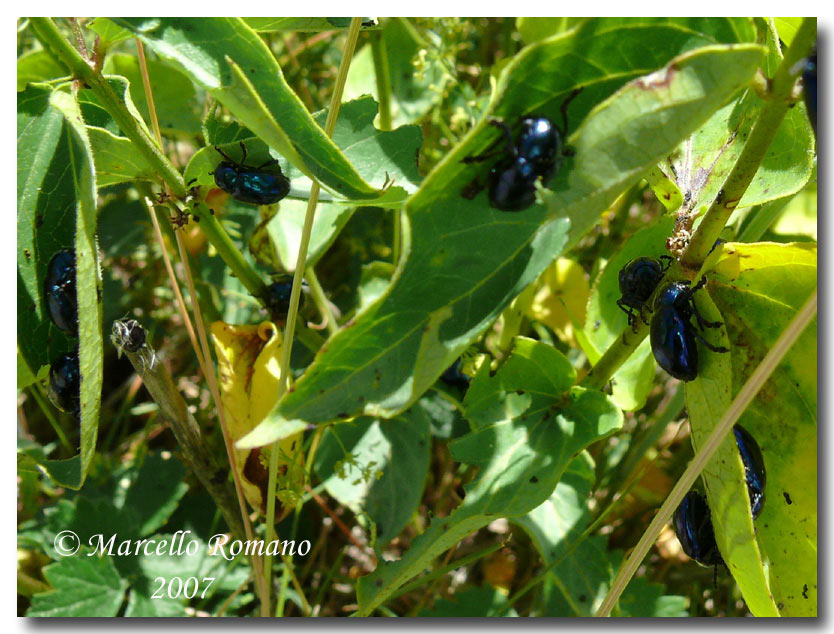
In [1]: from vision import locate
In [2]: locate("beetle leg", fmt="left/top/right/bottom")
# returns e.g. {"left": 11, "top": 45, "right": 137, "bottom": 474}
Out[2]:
{"left": 691, "top": 301, "right": 723, "bottom": 329}
{"left": 461, "top": 175, "right": 484, "bottom": 200}
{"left": 214, "top": 145, "right": 235, "bottom": 163}
{"left": 616, "top": 299, "right": 639, "bottom": 332}
{"left": 238, "top": 141, "right": 248, "bottom": 166}
{"left": 488, "top": 119, "right": 516, "bottom": 155}
{"left": 659, "top": 255, "right": 674, "bottom": 271}
{"left": 462, "top": 120, "right": 515, "bottom": 164}
{"left": 256, "top": 158, "right": 280, "bottom": 169}
{"left": 692, "top": 328, "right": 729, "bottom": 353}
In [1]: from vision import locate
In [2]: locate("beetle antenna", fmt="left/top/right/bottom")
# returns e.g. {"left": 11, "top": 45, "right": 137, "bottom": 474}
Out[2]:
{"left": 559, "top": 86, "right": 584, "bottom": 137}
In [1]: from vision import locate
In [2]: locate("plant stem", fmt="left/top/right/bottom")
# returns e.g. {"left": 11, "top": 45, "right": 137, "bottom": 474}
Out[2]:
{"left": 304, "top": 267, "right": 339, "bottom": 336}
{"left": 596, "top": 289, "right": 817, "bottom": 617}
{"left": 186, "top": 201, "right": 268, "bottom": 298}
{"left": 579, "top": 321, "right": 649, "bottom": 390}
{"left": 261, "top": 17, "right": 364, "bottom": 616}
{"left": 29, "top": 17, "right": 185, "bottom": 199}
{"left": 110, "top": 319, "right": 246, "bottom": 541}
{"left": 680, "top": 17, "right": 816, "bottom": 270}
{"left": 370, "top": 26, "right": 403, "bottom": 267}
{"left": 30, "top": 17, "right": 267, "bottom": 302}
{"left": 370, "top": 29, "right": 393, "bottom": 131}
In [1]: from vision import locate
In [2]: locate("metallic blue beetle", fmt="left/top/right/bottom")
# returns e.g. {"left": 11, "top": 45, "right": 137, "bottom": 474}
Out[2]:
{"left": 262, "top": 274, "right": 307, "bottom": 319}
{"left": 733, "top": 425, "right": 766, "bottom": 519}
{"left": 212, "top": 142, "right": 290, "bottom": 206}
{"left": 48, "top": 349, "right": 81, "bottom": 415}
{"left": 650, "top": 278, "right": 728, "bottom": 382}
{"left": 441, "top": 358, "right": 471, "bottom": 389}
{"left": 463, "top": 88, "right": 581, "bottom": 211}
{"left": 673, "top": 490, "right": 723, "bottom": 568}
{"left": 675, "top": 428, "right": 766, "bottom": 568}
{"left": 44, "top": 249, "right": 78, "bottom": 337}
{"left": 617, "top": 255, "right": 673, "bottom": 330}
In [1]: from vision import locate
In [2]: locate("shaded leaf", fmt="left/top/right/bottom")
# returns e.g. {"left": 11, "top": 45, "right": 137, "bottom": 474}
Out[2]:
{"left": 313, "top": 401, "right": 431, "bottom": 545}
{"left": 123, "top": 453, "right": 188, "bottom": 537}
{"left": 354, "top": 338, "right": 622, "bottom": 614}
{"left": 417, "top": 586, "right": 519, "bottom": 617}
{"left": 27, "top": 552, "right": 127, "bottom": 617}
{"left": 517, "top": 452, "right": 686, "bottom": 616}
{"left": 105, "top": 53, "right": 202, "bottom": 135}
{"left": 17, "top": 49, "right": 67, "bottom": 91}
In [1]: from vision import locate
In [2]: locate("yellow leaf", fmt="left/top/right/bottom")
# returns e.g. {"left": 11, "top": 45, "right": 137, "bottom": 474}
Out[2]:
{"left": 211, "top": 321, "right": 305, "bottom": 521}
{"left": 522, "top": 257, "right": 589, "bottom": 343}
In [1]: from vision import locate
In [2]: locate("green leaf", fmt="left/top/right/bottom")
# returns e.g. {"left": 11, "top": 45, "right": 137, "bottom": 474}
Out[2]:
{"left": 313, "top": 401, "right": 431, "bottom": 545}
{"left": 417, "top": 586, "right": 519, "bottom": 617}
{"left": 244, "top": 17, "right": 379, "bottom": 32}
{"left": 27, "top": 551, "right": 127, "bottom": 617}
{"left": 547, "top": 43, "right": 765, "bottom": 251}
{"left": 616, "top": 578, "right": 689, "bottom": 617}
{"left": 585, "top": 216, "right": 676, "bottom": 411}
{"left": 770, "top": 185, "right": 817, "bottom": 241}
{"left": 515, "top": 17, "right": 583, "bottom": 44}
{"left": 105, "top": 53, "right": 202, "bottom": 135}
{"left": 87, "top": 127, "right": 157, "bottom": 187}
{"left": 86, "top": 17, "right": 134, "bottom": 45}
{"left": 113, "top": 17, "right": 377, "bottom": 199}
{"left": 263, "top": 95, "right": 422, "bottom": 268}
{"left": 354, "top": 338, "right": 622, "bottom": 614}
{"left": 123, "top": 453, "right": 188, "bottom": 537}
{"left": 243, "top": 38, "right": 764, "bottom": 443}
{"left": 771, "top": 17, "right": 804, "bottom": 47}
{"left": 655, "top": 89, "right": 814, "bottom": 218}
{"left": 308, "top": 95, "right": 422, "bottom": 192}
{"left": 17, "top": 84, "right": 103, "bottom": 489}
{"left": 517, "top": 452, "right": 686, "bottom": 616}
{"left": 17, "top": 49, "right": 68, "bottom": 91}
{"left": 688, "top": 241, "right": 816, "bottom": 616}
{"left": 356, "top": 261, "right": 395, "bottom": 312}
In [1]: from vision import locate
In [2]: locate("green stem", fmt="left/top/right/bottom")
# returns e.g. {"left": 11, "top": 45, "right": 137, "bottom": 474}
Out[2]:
{"left": 262, "top": 17, "right": 364, "bottom": 616}
{"left": 29, "top": 17, "right": 185, "bottom": 199}
{"left": 579, "top": 321, "right": 649, "bottom": 390}
{"left": 370, "top": 29, "right": 393, "bottom": 131}
{"left": 680, "top": 17, "right": 816, "bottom": 270}
{"left": 32, "top": 18, "right": 268, "bottom": 303}
{"left": 185, "top": 202, "right": 266, "bottom": 298}
{"left": 30, "top": 383, "right": 73, "bottom": 452}
{"left": 304, "top": 267, "right": 339, "bottom": 336}
{"left": 737, "top": 198, "right": 791, "bottom": 243}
